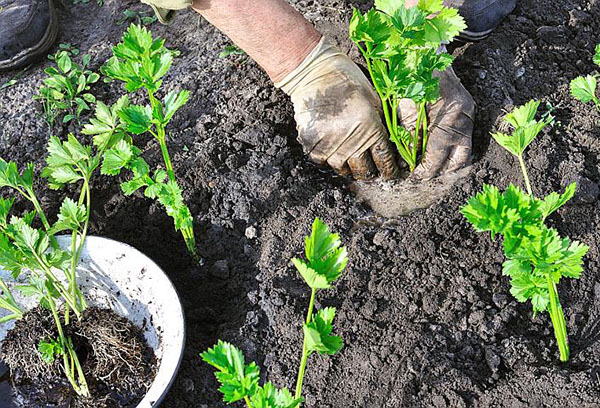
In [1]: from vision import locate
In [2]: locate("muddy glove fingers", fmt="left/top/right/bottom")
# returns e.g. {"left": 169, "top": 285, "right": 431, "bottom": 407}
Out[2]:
{"left": 276, "top": 37, "right": 400, "bottom": 180}
{"left": 411, "top": 67, "right": 475, "bottom": 181}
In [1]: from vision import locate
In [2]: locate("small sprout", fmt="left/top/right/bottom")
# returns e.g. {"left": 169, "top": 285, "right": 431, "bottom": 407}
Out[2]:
{"left": 462, "top": 101, "right": 588, "bottom": 362}
{"left": 117, "top": 9, "right": 157, "bottom": 26}
{"left": 219, "top": 44, "right": 246, "bottom": 59}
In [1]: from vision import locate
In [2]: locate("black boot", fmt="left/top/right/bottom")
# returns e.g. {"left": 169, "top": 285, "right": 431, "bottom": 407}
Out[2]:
{"left": 446, "top": 0, "right": 517, "bottom": 41}
{"left": 0, "top": 0, "right": 58, "bottom": 71}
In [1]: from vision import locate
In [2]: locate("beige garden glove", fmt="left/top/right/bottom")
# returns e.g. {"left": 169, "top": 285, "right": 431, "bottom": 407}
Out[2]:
{"left": 275, "top": 37, "right": 400, "bottom": 180}
{"left": 141, "top": 0, "right": 191, "bottom": 24}
{"left": 398, "top": 67, "right": 475, "bottom": 181}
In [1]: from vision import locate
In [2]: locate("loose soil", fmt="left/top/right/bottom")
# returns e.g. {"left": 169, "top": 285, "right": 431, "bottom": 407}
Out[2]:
{"left": 1, "top": 0, "right": 600, "bottom": 406}
{"left": 0, "top": 307, "right": 156, "bottom": 407}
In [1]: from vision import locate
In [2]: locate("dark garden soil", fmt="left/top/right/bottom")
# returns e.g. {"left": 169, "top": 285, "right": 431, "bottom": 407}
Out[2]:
{"left": 1, "top": 0, "right": 600, "bottom": 406}
{"left": 1, "top": 307, "right": 156, "bottom": 407}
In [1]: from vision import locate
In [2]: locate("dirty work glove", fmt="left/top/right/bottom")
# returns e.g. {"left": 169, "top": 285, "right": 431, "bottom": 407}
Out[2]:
{"left": 141, "top": 0, "right": 191, "bottom": 24}
{"left": 275, "top": 37, "right": 400, "bottom": 180}
{"left": 398, "top": 67, "right": 475, "bottom": 181}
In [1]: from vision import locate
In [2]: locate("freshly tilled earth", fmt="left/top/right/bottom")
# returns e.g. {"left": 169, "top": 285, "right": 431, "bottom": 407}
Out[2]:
{"left": 1, "top": 0, "right": 600, "bottom": 406}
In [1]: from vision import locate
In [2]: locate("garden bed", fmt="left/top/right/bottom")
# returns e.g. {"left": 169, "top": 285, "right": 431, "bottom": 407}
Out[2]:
{"left": 1, "top": 0, "right": 600, "bottom": 406}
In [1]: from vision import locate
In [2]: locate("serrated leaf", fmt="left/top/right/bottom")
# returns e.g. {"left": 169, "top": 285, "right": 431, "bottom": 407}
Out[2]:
{"left": 303, "top": 307, "right": 343, "bottom": 355}
{"left": 201, "top": 340, "right": 260, "bottom": 403}
{"left": 49, "top": 198, "right": 86, "bottom": 234}
{"left": 540, "top": 182, "right": 576, "bottom": 219}
{"left": 102, "top": 140, "right": 133, "bottom": 175}
{"left": 119, "top": 104, "right": 153, "bottom": 135}
{"left": 570, "top": 75, "right": 598, "bottom": 104}
{"left": 250, "top": 382, "right": 302, "bottom": 408}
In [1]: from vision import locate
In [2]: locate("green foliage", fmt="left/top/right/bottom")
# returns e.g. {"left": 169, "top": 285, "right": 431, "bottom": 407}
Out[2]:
{"left": 38, "top": 338, "right": 64, "bottom": 364}
{"left": 292, "top": 218, "right": 347, "bottom": 289}
{"left": 350, "top": 0, "right": 466, "bottom": 171}
{"left": 100, "top": 24, "right": 197, "bottom": 259}
{"left": 35, "top": 50, "right": 99, "bottom": 127}
{"left": 117, "top": 9, "right": 157, "bottom": 26}
{"left": 491, "top": 100, "right": 553, "bottom": 157}
{"left": 0, "top": 119, "right": 113, "bottom": 395}
{"left": 461, "top": 102, "right": 587, "bottom": 362}
{"left": 303, "top": 307, "right": 343, "bottom": 355}
{"left": 219, "top": 44, "right": 246, "bottom": 59}
{"left": 203, "top": 219, "right": 347, "bottom": 406}
{"left": 202, "top": 341, "right": 301, "bottom": 407}
{"left": 570, "top": 44, "right": 600, "bottom": 111}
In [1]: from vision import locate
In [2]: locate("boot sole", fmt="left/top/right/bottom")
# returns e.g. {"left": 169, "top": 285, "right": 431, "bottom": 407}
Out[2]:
{"left": 0, "top": 0, "right": 59, "bottom": 71}
{"left": 456, "top": 27, "right": 495, "bottom": 42}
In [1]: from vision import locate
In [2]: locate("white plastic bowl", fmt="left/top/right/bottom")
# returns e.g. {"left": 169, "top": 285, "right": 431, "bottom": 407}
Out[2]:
{"left": 0, "top": 235, "right": 185, "bottom": 407}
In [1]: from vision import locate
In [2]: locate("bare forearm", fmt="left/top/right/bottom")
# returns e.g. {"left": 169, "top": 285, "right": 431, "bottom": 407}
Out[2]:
{"left": 191, "top": 0, "right": 321, "bottom": 82}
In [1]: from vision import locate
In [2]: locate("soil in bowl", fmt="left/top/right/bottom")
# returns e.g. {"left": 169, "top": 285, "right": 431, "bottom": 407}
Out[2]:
{"left": 0, "top": 307, "right": 156, "bottom": 408}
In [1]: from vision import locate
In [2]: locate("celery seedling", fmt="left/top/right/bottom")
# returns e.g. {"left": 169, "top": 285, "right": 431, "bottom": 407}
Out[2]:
{"left": 100, "top": 24, "right": 198, "bottom": 259}
{"left": 36, "top": 50, "right": 99, "bottom": 127}
{"left": 203, "top": 218, "right": 348, "bottom": 406}
{"left": 0, "top": 101, "right": 119, "bottom": 394}
{"left": 570, "top": 44, "right": 600, "bottom": 112}
{"left": 462, "top": 101, "right": 588, "bottom": 362}
{"left": 350, "top": 0, "right": 466, "bottom": 171}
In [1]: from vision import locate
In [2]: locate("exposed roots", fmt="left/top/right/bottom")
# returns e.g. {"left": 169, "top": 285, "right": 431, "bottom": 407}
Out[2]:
{"left": 0, "top": 306, "right": 156, "bottom": 407}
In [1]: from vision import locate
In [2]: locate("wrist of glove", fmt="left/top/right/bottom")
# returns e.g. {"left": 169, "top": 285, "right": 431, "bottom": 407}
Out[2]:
{"left": 141, "top": 0, "right": 191, "bottom": 24}
{"left": 275, "top": 37, "right": 399, "bottom": 180}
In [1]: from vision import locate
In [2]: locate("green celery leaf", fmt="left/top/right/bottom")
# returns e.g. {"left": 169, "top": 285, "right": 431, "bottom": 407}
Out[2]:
{"left": 49, "top": 198, "right": 86, "bottom": 234}
{"left": 540, "top": 182, "right": 576, "bottom": 219}
{"left": 102, "top": 140, "right": 133, "bottom": 175}
{"left": 201, "top": 340, "right": 260, "bottom": 403}
{"left": 119, "top": 104, "right": 153, "bottom": 135}
{"left": 303, "top": 307, "right": 343, "bottom": 355}
{"left": 594, "top": 44, "right": 600, "bottom": 67}
{"left": 570, "top": 75, "right": 598, "bottom": 104}
{"left": 250, "top": 382, "right": 302, "bottom": 408}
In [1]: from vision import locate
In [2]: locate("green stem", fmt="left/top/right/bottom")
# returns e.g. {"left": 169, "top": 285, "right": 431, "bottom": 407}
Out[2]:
{"left": 518, "top": 154, "right": 533, "bottom": 196}
{"left": 546, "top": 275, "right": 569, "bottom": 362}
{"left": 244, "top": 396, "right": 253, "bottom": 408}
{"left": 295, "top": 288, "right": 316, "bottom": 400}
{"left": 157, "top": 132, "right": 176, "bottom": 181}
{"left": 23, "top": 188, "right": 59, "bottom": 250}
{"left": 420, "top": 103, "right": 428, "bottom": 157}
{"left": 413, "top": 105, "right": 422, "bottom": 171}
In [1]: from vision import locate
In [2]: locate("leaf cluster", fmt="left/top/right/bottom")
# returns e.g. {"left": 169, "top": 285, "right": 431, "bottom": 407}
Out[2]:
{"left": 202, "top": 341, "right": 302, "bottom": 408}
{"left": 570, "top": 44, "right": 600, "bottom": 109}
{"left": 349, "top": 0, "right": 465, "bottom": 104}
{"left": 101, "top": 24, "right": 177, "bottom": 93}
{"left": 36, "top": 50, "right": 99, "bottom": 126}
{"left": 491, "top": 100, "right": 553, "bottom": 157}
{"left": 462, "top": 183, "right": 587, "bottom": 314}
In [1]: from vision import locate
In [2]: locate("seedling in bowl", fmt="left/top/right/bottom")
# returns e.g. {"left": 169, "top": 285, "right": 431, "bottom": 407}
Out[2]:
{"left": 570, "top": 44, "right": 600, "bottom": 112}
{"left": 0, "top": 121, "right": 116, "bottom": 394}
{"left": 462, "top": 100, "right": 588, "bottom": 362}
{"left": 99, "top": 24, "right": 198, "bottom": 260}
{"left": 202, "top": 218, "right": 347, "bottom": 406}
{"left": 349, "top": 0, "right": 466, "bottom": 172}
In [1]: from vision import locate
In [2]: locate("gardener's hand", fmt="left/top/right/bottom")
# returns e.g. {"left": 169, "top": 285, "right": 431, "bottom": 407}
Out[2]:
{"left": 398, "top": 67, "right": 475, "bottom": 181}
{"left": 276, "top": 38, "right": 399, "bottom": 180}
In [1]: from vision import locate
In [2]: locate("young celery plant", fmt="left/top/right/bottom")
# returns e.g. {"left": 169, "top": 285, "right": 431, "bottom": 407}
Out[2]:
{"left": 570, "top": 44, "right": 600, "bottom": 112}
{"left": 349, "top": 0, "right": 466, "bottom": 171}
{"left": 462, "top": 101, "right": 588, "bottom": 362}
{"left": 202, "top": 218, "right": 348, "bottom": 406}
{"left": 0, "top": 103, "right": 120, "bottom": 394}
{"left": 100, "top": 24, "right": 198, "bottom": 260}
